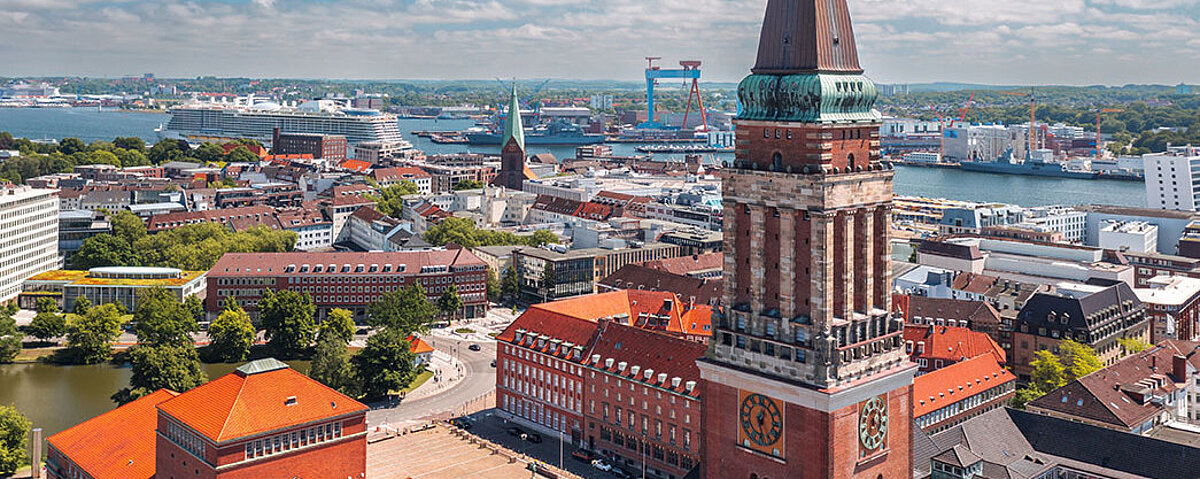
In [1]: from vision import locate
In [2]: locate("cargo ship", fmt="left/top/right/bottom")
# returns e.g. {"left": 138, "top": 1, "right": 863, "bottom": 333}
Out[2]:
{"left": 157, "top": 98, "right": 408, "bottom": 147}
{"left": 959, "top": 148, "right": 1100, "bottom": 179}
{"left": 464, "top": 121, "right": 604, "bottom": 146}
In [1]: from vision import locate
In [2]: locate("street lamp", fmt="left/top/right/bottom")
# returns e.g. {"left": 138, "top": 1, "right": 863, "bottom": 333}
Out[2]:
{"left": 558, "top": 429, "right": 564, "bottom": 470}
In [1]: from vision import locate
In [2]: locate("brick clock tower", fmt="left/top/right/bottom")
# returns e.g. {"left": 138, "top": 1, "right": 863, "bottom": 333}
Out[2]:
{"left": 697, "top": 0, "right": 916, "bottom": 478}
{"left": 492, "top": 86, "right": 536, "bottom": 191}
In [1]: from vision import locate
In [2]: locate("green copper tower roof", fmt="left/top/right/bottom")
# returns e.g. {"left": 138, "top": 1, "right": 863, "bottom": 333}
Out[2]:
{"left": 502, "top": 86, "right": 525, "bottom": 151}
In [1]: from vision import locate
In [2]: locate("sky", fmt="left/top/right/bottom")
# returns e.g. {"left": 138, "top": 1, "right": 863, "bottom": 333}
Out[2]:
{"left": 0, "top": 0, "right": 1198, "bottom": 85}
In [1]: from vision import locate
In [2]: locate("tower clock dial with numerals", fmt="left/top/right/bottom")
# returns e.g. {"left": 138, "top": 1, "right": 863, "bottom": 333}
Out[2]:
{"left": 858, "top": 394, "right": 889, "bottom": 458}
{"left": 739, "top": 393, "right": 783, "bottom": 450}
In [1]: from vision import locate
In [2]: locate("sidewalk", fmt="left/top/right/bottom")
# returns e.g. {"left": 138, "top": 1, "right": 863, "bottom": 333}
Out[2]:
{"left": 404, "top": 349, "right": 465, "bottom": 402}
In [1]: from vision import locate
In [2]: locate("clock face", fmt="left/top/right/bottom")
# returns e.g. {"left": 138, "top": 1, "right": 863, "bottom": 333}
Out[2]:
{"left": 739, "top": 393, "right": 783, "bottom": 448}
{"left": 858, "top": 394, "right": 889, "bottom": 458}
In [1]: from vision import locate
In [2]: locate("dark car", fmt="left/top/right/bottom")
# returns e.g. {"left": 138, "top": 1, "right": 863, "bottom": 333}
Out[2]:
{"left": 450, "top": 417, "right": 474, "bottom": 429}
{"left": 571, "top": 449, "right": 599, "bottom": 463}
{"left": 610, "top": 467, "right": 632, "bottom": 479}
{"left": 506, "top": 426, "right": 526, "bottom": 437}
{"left": 468, "top": 344, "right": 482, "bottom": 351}
{"left": 524, "top": 432, "right": 543, "bottom": 443}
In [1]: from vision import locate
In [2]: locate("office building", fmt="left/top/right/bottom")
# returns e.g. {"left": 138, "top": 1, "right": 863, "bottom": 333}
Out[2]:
{"left": 911, "top": 354, "right": 1015, "bottom": 434}
{"left": 271, "top": 130, "right": 348, "bottom": 161}
{"left": 0, "top": 184, "right": 59, "bottom": 302}
{"left": 1144, "top": 146, "right": 1200, "bottom": 211}
{"left": 21, "top": 267, "right": 207, "bottom": 313}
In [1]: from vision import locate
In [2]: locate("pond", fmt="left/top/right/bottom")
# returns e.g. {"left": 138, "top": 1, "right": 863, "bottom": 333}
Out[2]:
{"left": 0, "top": 360, "right": 310, "bottom": 439}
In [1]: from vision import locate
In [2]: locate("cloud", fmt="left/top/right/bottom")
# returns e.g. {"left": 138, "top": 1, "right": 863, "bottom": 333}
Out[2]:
{"left": 0, "top": 0, "right": 1195, "bottom": 85}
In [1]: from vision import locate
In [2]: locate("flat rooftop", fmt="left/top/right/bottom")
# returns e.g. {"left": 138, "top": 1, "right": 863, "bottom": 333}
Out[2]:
{"left": 367, "top": 426, "right": 570, "bottom": 479}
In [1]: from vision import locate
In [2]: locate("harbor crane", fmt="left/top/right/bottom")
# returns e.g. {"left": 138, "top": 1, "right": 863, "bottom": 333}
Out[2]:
{"left": 638, "top": 57, "right": 708, "bottom": 132}
{"left": 1095, "top": 108, "right": 1124, "bottom": 161}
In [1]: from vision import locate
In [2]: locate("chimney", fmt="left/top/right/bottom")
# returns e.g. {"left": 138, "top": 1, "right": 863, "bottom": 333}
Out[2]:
{"left": 1174, "top": 354, "right": 1189, "bottom": 381}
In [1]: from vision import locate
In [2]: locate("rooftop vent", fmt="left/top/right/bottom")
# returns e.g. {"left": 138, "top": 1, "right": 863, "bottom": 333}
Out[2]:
{"left": 285, "top": 396, "right": 297, "bottom": 406}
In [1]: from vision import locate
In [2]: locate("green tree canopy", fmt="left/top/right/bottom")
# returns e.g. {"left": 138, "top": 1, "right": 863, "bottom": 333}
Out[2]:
{"left": 352, "top": 328, "right": 416, "bottom": 400}
{"left": 368, "top": 284, "right": 436, "bottom": 335}
{"left": 310, "top": 334, "right": 356, "bottom": 396}
{"left": 452, "top": 179, "right": 485, "bottom": 190}
{"left": 193, "top": 142, "right": 226, "bottom": 163}
{"left": 1118, "top": 337, "right": 1152, "bottom": 355}
{"left": 111, "top": 210, "right": 147, "bottom": 245}
{"left": 72, "top": 296, "right": 93, "bottom": 316}
{"left": 113, "top": 137, "right": 146, "bottom": 152}
{"left": 0, "top": 405, "right": 31, "bottom": 475}
{"left": 206, "top": 304, "right": 256, "bottom": 363}
{"left": 113, "top": 345, "right": 207, "bottom": 405}
{"left": 1059, "top": 339, "right": 1103, "bottom": 381}
{"left": 1030, "top": 349, "right": 1067, "bottom": 394}
{"left": 486, "top": 267, "right": 501, "bottom": 303}
{"left": 28, "top": 303, "right": 66, "bottom": 343}
{"left": 258, "top": 290, "right": 316, "bottom": 358}
{"left": 501, "top": 266, "right": 519, "bottom": 302}
{"left": 424, "top": 217, "right": 559, "bottom": 248}
{"left": 133, "top": 288, "right": 198, "bottom": 347}
{"left": 0, "top": 308, "right": 20, "bottom": 364}
{"left": 84, "top": 150, "right": 121, "bottom": 167}
{"left": 319, "top": 309, "right": 356, "bottom": 345}
{"left": 438, "top": 284, "right": 463, "bottom": 320}
{"left": 58, "top": 137, "right": 86, "bottom": 155}
{"left": 226, "top": 146, "right": 259, "bottom": 163}
{"left": 73, "top": 233, "right": 138, "bottom": 269}
{"left": 365, "top": 182, "right": 419, "bottom": 218}
{"left": 64, "top": 303, "right": 126, "bottom": 365}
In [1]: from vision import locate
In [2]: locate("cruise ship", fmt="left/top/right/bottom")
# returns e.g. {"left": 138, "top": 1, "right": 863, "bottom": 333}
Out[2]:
{"left": 156, "top": 97, "right": 408, "bottom": 147}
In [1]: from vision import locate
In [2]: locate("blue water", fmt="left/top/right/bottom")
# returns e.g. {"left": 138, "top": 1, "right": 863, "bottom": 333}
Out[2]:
{"left": 0, "top": 108, "right": 1146, "bottom": 208}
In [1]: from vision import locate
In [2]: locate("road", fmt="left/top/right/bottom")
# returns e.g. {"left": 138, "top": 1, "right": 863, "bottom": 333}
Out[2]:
{"left": 366, "top": 334, "right": 497, "bottom": 425}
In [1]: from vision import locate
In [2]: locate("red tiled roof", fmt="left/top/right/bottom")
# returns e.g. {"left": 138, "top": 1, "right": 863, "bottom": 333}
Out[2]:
{"left": 904, "top": 324, "right": 1006, "bottom": 366}
{"left": 146, "top": 205, "right": 275, "bottom": 232}
{"left": 207, "top": 249, "right": 486, "bottom": 277}
{"left": 410, "top": 336, "right": 435, "bottom": 355}
{"left": 522, "top": 290, "right": 709, "bottom": 338}
{"left": 47, "top": 389, "right": 179, "bottom": 479}
{"left": 586, "top": 321, "right": 707, "bottom": 398}
{"left": 643, "top": 253, "right": 723, "bottom": 276}
{"left": 951, "top": 273, "right": 999, "bottom": 294}
{"left": 599, "top": 264, "right": 721, "bottom": 307}
{"left": 156, "top": 365, "right": 367, "bottom": 443}
{"left": 372, "top": 166, "right": 431, "bottom": 181}
{"left": 913, "top": 355, "right": 1014, "bottom": 417}
{"left": 340, "top": 159, "right": 371, "bottom": 173}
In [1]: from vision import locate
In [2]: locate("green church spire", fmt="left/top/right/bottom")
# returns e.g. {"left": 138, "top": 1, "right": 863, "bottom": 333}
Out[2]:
{"left": 502, "top": 86, "right": 525, "bottom": 151}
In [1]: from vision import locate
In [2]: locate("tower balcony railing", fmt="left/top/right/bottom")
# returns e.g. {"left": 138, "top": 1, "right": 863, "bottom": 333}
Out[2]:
{"left": 835, "top": 330, "right": 903, "bottom": 363}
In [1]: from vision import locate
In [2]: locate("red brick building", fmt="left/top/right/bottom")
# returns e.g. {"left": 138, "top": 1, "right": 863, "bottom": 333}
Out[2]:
{"left": 271, "top": 129, "right": 348, "bottom": 161}
{"left": 903, "top": 324, "right": 1007, "bottom": 374}
{"left": 205, "top": 249, "right": 489, "bottom": 322}
{"left": 46, "top": 359, "right": 367, "bottom": 479}
{"left": 1133, "top": 275, "right": 1200, "bottom": 343}
{"left": 495, "top": 290, "right": 711, "bottom": 465}
{"left": 698, "top": 0, "right": 915, "bottom": 477}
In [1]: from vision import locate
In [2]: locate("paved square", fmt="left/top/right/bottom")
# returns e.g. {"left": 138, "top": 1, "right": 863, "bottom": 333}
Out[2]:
{"left": 367, "top": 425, "right": 571, "bottom": 479}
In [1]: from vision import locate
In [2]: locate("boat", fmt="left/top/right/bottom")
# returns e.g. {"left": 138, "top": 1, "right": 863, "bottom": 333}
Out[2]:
{"left": 636, "top": 144, "right": 734, "bottom": 154}
{"left": 156, "top": 97, "right": 407, "bottom": 147}
{"left": 464, "top": 121, "right": 604, "bottom": 146}
{"left": 959, "top": 148, "right": 1100, "bottom": 179}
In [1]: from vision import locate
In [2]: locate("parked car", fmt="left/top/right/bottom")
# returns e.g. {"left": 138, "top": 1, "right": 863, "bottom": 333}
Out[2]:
{"left": 524, "top": 432, "right": 543, "bottom": 443}
{"left": 591, "top": 459, "right": 613, "bottom": 471}
{"left": 571, "top": 450, "right": 599, "bottom": 463}
{"left": 450, "top": 417, "right": 474, "bottom": 429}
{"left": 468, "top": 344, "right": 482, "bottom": 351}
{"left": 610, "top": 467, "right": 632, "bottom": 479}
{"left": 506, "top": 427, "right": 526, "bottom": 437}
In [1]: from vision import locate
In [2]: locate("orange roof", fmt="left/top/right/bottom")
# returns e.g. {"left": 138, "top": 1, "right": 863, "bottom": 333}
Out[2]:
{"left": 517, "top": 290, "right": 707, "bottom": 338}
{"left": 410, "top": 336, "right": 435, "bottom": 355}
{"left": 904, "top": 324, "right": 1006, "bottom": 365}
{"left": 156, "top": 359, "right": 367, "bottom": 443}
{"left": 340, "top": 159, "right": 371, "bottom": 173}
{"left": 913, "top": 354, "right": 1015, "bottom": 417}
{"left": 47, "top": 389, "right": 179, "bottom": 479}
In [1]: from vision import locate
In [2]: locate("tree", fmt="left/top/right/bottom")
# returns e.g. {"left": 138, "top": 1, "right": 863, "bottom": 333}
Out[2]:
{"left": 0, "top": 405, "right": 31, "bottom": 475}
{"left": 319, "top": 309, "right": 356, "bottom": 345}
{"left": 84, "top": 150, "right": 121, "bottom": 167}
{"left": 486, "top": 267, "right": 501, "bottom": 303}
{"left": 258, "top": 290, "right": 316, "bottom": 358}
{"left": 206, "top": 306, "right": 255, "bottom": 363}
{"left": 527, "top": 230, "right": 559, "bottom": 247}
{"left": 226, "top": 146, "right": 259, "bottom": 163}
{"left": 73, "top": 233, "right": 137, "bottom": 268}
{"left": 452, "top": 179, "right": 485, "bottom": 190}
{"left": 58, "top": 137, "right": 86, "bottom": 155}
{"left": 1030, "top": 349, "right": 1066, "bottom": 394}
{"left": 0, "top": 308, "right": 20, "bottom": 364}
{"left": 1059, "top": 339, "right": 1103, "bottom": 381}
{"left": 72, "top": 296, "right": 93, "bottom": 316}
{"left": 438, "top": 285, "right": 463, "bottom": 322}
{"left": 193, "top": 142, "right": 225, "bottom": 163}
{"left": 113, "top": 136, "right": 146, "bottom": 152}
{"left": 1010, "top": 387, "right": 1043, "bottom": 409}
{"left": 309, "top": 334, "right": 356, "bottom": 396}
{"left": 367, "top": 284, "right": 436, "bottom": 334}
{"left": 540, "top": 262, "right": 556, "bottom": 299}
{"left": 110, "top": 210, "right": 147, "bottom": 245}
{"left": 28, "top": 300, "right": 66, "bottom": 343}
{"left": 148, "top": 139, "right": 189, "bottom": 164}
{"left": 1118, "top": 337, "right": 1152, "bottom": 355}
{"left": 352, "top": 328, "right": 416, "bottom": 400}
{"left": 133, "top": 288, "right": 197, "bottom": 347}
{"left": 501, "top": 266, "right": 519, "bottom": 302}
{"left": 112, "top": 345, "right": 207, "bottom": 404}
{"left": 183, "top": 295, "right": 205, "bottom": 323}
{"left": 365, "top": 182, "right": 419, "bottom": 218}
{"left": 64, "top": 303, "right": 125, "bottom": 364}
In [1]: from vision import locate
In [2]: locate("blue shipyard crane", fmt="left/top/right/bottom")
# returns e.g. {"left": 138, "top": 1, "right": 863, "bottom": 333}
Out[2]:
{"left": 638, "top": 57, "right": 708, "bottom": 131}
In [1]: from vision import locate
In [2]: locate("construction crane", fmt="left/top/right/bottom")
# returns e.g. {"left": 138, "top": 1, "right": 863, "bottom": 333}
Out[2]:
{"left": 1095, "top": 108, "right": 1124, "bottom": 161}
{"left": 952, "top": 92, "right": 975, "bottom": 127}
{"left": 996, "top": 89, "right": 1038, "bottom": 157}
{"left": 638, "top": 57, "right": 707, "bottom": 131}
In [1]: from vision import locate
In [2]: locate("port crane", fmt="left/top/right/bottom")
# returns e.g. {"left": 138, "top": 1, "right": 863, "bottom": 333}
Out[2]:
{"left": 638, "top": 57, "right": 708, "bottom": 132}
{"left": 1095, "top": 108, "right": 1124, "bottom": 161}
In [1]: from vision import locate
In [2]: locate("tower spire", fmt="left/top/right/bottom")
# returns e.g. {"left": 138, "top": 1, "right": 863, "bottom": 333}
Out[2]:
{"left": 752, "top": 0, "right": 863, "bottom": 75}
{"left": 502, "top": 85, "right": 525, "bottom": 152}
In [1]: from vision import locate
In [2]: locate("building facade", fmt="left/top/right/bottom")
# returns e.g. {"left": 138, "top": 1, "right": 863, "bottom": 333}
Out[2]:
{"left": 21, "top": 267, "right": 207, "bottom": 313}
{"left": 205, "top": 249, "right": 488, "bottom": 321}
{"left": 1133, "top": 275, "right": 1200, "bottom": 343}
{"left": 912, "top": 354, "right": 1015, "bottom": 434}
{"left": 1144, "top": 146, "right": 1200, "bottom": 212}
{"left": 0, "top": 184, "right": 59, "bottom": 302}
{"left": 272, "top": 131, "right": 348, "bottom": 161}
{"left": 698, "top": 1, "right": 915, "bottom": 478}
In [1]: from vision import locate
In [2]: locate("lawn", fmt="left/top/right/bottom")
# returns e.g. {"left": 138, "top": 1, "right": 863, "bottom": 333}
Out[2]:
{"left": 454, "top": 327, "right": 475, "bottom": 334}
{"left": 394, "top": 368, "right": 434, "bottom": 395}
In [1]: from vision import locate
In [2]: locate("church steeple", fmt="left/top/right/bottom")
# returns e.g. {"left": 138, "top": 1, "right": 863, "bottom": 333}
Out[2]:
{"left": 502, "top": 86, "right": 525, "bottom": 152}
{"left": 752, "top": 0, "right": 863, "bottom": 75}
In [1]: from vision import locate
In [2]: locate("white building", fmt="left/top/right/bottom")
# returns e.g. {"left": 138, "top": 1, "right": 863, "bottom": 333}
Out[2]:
{"left": 1019, "top": 206, "right": 1087, "bottom": 244}
{"left": 943, "top": 124, "right": 1011, "bottom": 162}
{"left": 1144, "top": 146, "right": 1200, "bottom": 211}
{"left": 882, "top": 117, "right": 941, "bottom": 137}
{"left": 1099, "top": 220, "right": 1159, "bottom": 253}
{"left": 0, "top": 185, "right": 60, "bottom": 302}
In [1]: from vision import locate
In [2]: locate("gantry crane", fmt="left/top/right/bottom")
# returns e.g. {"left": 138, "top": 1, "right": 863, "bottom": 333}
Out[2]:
{"left": 638, "top": 57, "right": 708, "bottom": 132}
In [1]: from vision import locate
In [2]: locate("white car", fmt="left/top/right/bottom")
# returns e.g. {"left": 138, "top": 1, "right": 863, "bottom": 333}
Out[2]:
{"left": 591, "top": 459, "right": 613, "bottom": 471}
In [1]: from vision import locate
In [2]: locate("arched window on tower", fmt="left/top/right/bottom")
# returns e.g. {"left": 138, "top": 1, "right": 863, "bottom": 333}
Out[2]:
{"left": 848, "top": 153, "right": 856, "bottom": 166}
{"left": 772, "top": 153, "right": 783, "bottom": 172}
